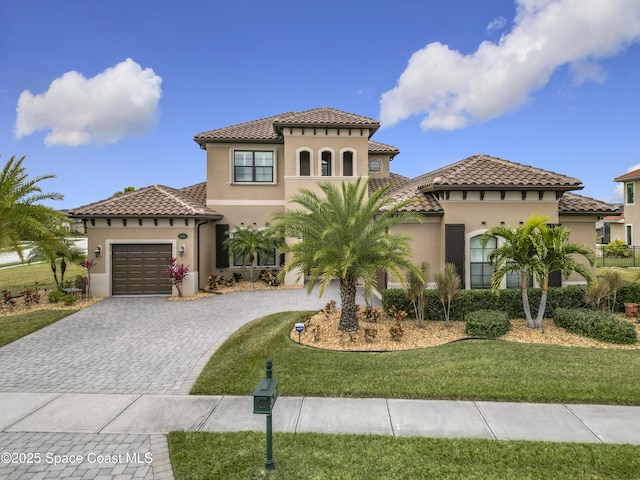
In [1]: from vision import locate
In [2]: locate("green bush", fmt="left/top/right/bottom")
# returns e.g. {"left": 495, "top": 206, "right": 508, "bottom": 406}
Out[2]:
{"left": 615, "top": 281, "right": 640, "bottom": 312}
{"left": 553, "top": 308, "right": 637, "bottom": 345}
{"left": 465, "top": 310, "right": 511, "bottom": 338}
{"left": 603, "top": 239, "right": 631, "bottom": 258}
{"left": 382, "top": 285, "right": 586, "bottom": 322}
{"left": 48, "top": 289, "right": 64, "bottom": 303}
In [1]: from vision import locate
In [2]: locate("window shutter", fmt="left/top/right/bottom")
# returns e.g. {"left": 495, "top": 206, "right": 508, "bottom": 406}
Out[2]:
{"left": 548, "top": 270, "right": 562, "bottom": 287}
{"left": 445, "top": 224, "right": 465, "bottom": 286}
{"left": 216, "top": 224, "right": 230, "bottom": 268}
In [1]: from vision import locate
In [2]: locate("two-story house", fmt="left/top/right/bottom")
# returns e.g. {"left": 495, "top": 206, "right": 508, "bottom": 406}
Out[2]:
{"left": 613, "top": 168, "right": 640, "bottom": 246}
{"left": 70, "top": 107, "right": 618, "bottom": 297}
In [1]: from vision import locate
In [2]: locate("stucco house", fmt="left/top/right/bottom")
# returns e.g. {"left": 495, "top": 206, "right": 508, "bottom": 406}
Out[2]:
{"left": 613, "top": 168, "right": 640, "bottom": 246}
{"left": 69, "top": 107, "right": 618, "bottom": 296}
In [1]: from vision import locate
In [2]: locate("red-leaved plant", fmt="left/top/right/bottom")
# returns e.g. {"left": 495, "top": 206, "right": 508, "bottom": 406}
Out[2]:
{"left": 167, "top": 257, "right": 189, "bottom": 297}
{"left": 79, "top": 258, "right": 97, "bottom": 298}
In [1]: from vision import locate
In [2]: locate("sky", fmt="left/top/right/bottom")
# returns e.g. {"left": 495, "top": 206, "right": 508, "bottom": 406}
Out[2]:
{"left": 2, "top": 0, "right": 640, "bottom": 210}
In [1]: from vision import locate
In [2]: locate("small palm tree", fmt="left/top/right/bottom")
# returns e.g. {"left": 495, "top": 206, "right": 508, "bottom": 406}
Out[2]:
{"left": 28, "top": 234, "right": 85, "bottom": 288}
{"left": 434, "top": 263, "right": 461, "bottom": 326}
{"left": 0, "top": 155, "right": 65, "bottom": 260}
{"left": 535, "top": 225, "right": 595, "bottom": 328}
{"left": 405, "top": 262, "right": 429, "bottom": 328}
{"left": 223, "top": 226, "right": 274, "bottom": 283}
{"left": 272, "top": 178, "right": 421, "bottom": 332}
{"left": 482, "top": 215, "right": 548, "bottom": 328}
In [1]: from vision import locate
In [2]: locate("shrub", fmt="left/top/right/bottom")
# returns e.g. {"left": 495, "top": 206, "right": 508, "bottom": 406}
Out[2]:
{"left": 465, "top": 310, "right": 511, "bottom": 338}
{"left": 389, "top": 322, "right": 404, "bottom": 341}
{"left": 603, "top": 239, "right": 631, "bottom": 258}
{"left": 48, "top": 289, "right": 64, "bottom": 303}
{"left": 554, "top": 308, "right": 637, "bottom": 345}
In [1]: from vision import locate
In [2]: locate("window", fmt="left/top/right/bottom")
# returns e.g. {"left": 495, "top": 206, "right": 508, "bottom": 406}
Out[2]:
{"left": 506, "top": 263, "right": 532, "bottom": 289}
{"left": 321, "top": 151, "right": 332, "bottom": 176}
{"left": 627, "top": 182, "right": 635, "bottom": 204}
{"left": 342, "top": 151, "right": 353, "bottom": 176}
{"left": 369, "top": 158, "right": 382, "bottom": 173}
{"left": 258, "top": 249, "right": 276, "bottom": 267}
{"left": 299, "top": 151, "right": 311, "bottom": 176}
{"left": 234, "top": 151, "right": 274, "bottom": 183}
{"left": 627, "top": 225, "right": 633, "bottom": 246}
{"left": 470, "top": 235, "right": 494, "bottom": 289}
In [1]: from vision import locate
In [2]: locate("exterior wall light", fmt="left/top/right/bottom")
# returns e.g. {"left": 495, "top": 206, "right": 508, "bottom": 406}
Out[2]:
{"left": 179, "top": 244, "right": 186, "bottom": 256}
{"left": 94, "top": 245, "right": 102, "bottom": 257}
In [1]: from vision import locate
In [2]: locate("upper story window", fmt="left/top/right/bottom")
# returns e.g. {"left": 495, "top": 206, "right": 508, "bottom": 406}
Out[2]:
{"left": 369, "top": 158, "right": 382, "bottom": 173}
{"left": 233, "top": 151, "right": 274, "bottom": 183}
{"left": 627, "top": 182, "right": 635, "bottom": 205}
{"left": 299, "top": 150, "right": 311, "bottom": 176}
{"left": 342, "top": 151, "right": 353, "bottom": 176}
{"left": 321, "top": 151, "right": 332, "bottom": 176}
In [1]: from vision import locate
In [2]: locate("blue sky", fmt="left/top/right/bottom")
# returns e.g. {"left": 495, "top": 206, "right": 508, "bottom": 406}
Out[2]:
{"left": 2, "top": 0, "right": 640, "bottom": 210}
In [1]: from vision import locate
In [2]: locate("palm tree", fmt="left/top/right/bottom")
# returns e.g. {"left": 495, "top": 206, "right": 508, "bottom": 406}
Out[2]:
{"left": 434, "top": 263, "right": 461, "bottom": 327}
{"left": 0, "top": 155, "right": 65, "bottom": 260}
{"left": 534, "top": 225, "right": 595, "bottom": 328}
{"left": 481, "top": 215, "right": 549, "bottom": 328}
{"left": 223, "top": 226, "right": 275, "bottom": 283}
{"left": 28, "top": 233, "right": 85, "bottom": 288}
{"left": 272, "top": 178, "right": 420, "bottom": 332}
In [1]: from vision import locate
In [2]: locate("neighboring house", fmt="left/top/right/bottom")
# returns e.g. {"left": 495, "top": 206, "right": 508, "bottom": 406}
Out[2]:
{"left": 613, "top": 169, "right": 640, "bottom": 246}
{"left": 69, "top": 107, "right": 618, "bottom": 296}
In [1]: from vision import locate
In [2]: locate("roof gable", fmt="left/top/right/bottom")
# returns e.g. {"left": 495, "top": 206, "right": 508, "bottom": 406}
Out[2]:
{"left": 614, "top": 168, "right": 640, "bottom": 182}
{"left": 406, "top": 154, "right": 583, "bottom": 192}
{"left": 69, "top": 183, "right": 221, "bottom": 219}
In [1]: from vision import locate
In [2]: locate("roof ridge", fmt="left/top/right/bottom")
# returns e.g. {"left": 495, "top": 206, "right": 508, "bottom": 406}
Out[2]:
{"left": 154, "top": 184, "right": 204, "bottom": 215}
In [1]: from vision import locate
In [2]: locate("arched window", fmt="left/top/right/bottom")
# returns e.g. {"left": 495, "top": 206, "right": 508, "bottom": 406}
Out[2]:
{"left": 342, "top": 151, "right": 353, "bottom": 176}
{"left": 299, "top": 150, "right": 311, "bottom": 176}
{"left": 321, "top": 151, "right": 332, "bottom": 176}
{"left": 470, "top": 235, "right": 495, "bottom": 289}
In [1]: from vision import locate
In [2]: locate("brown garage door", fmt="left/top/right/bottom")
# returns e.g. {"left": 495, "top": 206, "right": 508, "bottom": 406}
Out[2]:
{"left": 112, "top": 244, "right": 173, "bottom": 295}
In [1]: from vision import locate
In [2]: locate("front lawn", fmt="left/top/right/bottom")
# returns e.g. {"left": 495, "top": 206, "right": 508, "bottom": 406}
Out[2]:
{"left": 0, "top": 310, "right": 77, "bottom": 347}
{"left": 169, "top": 431, "right": 640, "bottom": 480}
{"left": 0, "top": 262, "right": 85, "bottom": 294}
{"left": 191, "top": 311, "right": 640, "bottom": 405}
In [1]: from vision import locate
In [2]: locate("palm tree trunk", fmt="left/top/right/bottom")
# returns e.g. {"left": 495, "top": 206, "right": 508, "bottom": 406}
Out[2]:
{"left": 535, "top": 275, "right": 549, "bottom": 329}
{"left": 50, "top": 261, "right": 59, "bottom": 288}
{"left": 338, "top": 280, "right": 359, "bottom": 332}
{"left": 521, "top": 272, "right": 534, "bottom": 328}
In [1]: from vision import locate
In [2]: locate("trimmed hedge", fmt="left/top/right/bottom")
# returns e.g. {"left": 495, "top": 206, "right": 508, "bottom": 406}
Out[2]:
{"left": 553, "top": 308, "right": 638, "bottom": 345}
{"left": 465, "top": 310, "right": 511, "bottom": 338}
{"left": 382, "top": 285, "right": 587, "bottom": 321}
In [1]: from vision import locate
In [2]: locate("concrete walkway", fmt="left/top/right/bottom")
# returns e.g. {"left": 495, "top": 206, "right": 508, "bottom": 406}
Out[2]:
{"left": 0, "top": 289, "right": 639, "bottom": 479}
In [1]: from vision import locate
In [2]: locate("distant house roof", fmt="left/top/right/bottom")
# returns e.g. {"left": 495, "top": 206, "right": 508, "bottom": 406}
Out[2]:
{"left": 68, "top": 183, "right": 221, "bottom": 219}
{"left": 402, "top": 154, "right": 583, "bottom": 192}
{"left": 194, "top": 107, "right": 389, "bottom": 150}
{"left": 558, "top": 192, "right": 621, "bottom": 216}
{"left": 614, "top": 168, "right": 640, "bottom": 182}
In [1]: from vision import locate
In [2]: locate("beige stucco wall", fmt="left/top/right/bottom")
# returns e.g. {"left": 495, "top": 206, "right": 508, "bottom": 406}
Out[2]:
{"left": 559, "top": 215, "right": 599, "bottom": 284}
{"left": 86, "top": 218, "right": 203, "bottom": 297}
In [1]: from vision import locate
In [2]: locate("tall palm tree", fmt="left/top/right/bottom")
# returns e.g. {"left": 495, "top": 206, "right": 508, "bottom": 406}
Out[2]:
{"left": 272, "top": 178, "right": 420, "bottom": 332}
{"left": 223, "top": 226, "right": 275, "bottom": 283}
{"left": 481, "top": 215, "right": 549, "bottom": 328}
{"left": 0, "top": 155, "right": 65, "bottom": 260}
{"left": 535, "top": 225, "right": 595, "bottom": 328}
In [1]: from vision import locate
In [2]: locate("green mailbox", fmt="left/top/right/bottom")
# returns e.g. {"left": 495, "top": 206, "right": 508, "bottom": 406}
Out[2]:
{"left": 253, "top": 376, "right": 279, "bottom": 414}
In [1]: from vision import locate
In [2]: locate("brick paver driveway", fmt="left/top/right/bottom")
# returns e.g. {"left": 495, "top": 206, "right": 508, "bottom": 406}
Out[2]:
{"left": 0, "top": 286, "right": 347, "bottom": 479}
{"left": 0, "top": 287, "right": 342, "bottom": 395}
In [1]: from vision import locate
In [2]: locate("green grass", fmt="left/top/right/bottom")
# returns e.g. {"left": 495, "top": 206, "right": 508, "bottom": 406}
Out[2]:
{"left": 169, "top": 431, "right": 640, "bottom": 479}
{"left": 0, "top": 309, "right": 77, "bottom": 347}
{"left": 597, "top": 267, "right": 640, "bottom": 282}
{"left": 0, "top": 262, "right": 85, "bottom": 295}
{"left": 191, "top": 311, "right": 640, "bottom": 405}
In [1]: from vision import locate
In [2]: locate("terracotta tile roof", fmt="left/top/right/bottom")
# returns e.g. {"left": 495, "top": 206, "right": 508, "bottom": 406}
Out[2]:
{"left": 382, "top": 180, "right": 443, "bottom": 214}
{"left": 69, "top": 183, "right": 222, "bottom": 219}
{"left": 368, "top": 140, "right": 400, "bottom": 158}
{"left": 194, "top": 107, "right": 384, "bottom": 147}
{"left": 407, "top": 154, "right": 583, "bottom": 191}
{"left": 558, "top": 192, "right": 621, "bottom": 216}
{"left": 368, "top": 173, "right": 410, "bottom": 193}
{"left": 614, "top": 168, "right": 640, "bottom": 182}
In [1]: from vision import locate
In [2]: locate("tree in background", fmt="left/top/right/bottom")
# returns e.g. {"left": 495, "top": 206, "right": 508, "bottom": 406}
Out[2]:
{"left": 0, "top": 155, "right": 66, "bottom": 259}
{"left": 272, "top": 178, "right": 420, "bottom": 332}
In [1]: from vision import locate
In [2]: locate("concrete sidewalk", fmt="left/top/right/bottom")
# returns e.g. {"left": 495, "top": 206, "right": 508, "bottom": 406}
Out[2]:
{"left": 1, "top": 392, "right": 639, "bottom": 444}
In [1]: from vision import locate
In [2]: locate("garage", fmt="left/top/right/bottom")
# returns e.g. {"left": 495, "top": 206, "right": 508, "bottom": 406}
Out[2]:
{"left": 111, "top": 244, "right": 173, "bottom": 295}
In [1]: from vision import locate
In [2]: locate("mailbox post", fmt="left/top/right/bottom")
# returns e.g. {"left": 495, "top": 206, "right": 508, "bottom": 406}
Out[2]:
{"left": 253, "top": 359, "right": 278, "bottom": 472}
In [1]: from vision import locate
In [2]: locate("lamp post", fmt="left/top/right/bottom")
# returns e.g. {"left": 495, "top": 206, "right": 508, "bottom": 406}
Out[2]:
{"left": 253, "top": 359, "right": 278, "bottom": 472}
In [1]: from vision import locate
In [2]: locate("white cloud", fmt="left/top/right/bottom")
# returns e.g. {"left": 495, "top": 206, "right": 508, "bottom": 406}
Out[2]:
{"left": 15, "top": 58, "right": 162, "bottom": 146}
{"left": 487, "top": 16, "right": 507, "bottom": 33}
{"left": 380, "top": 0, "right": 640, "bottom": 131}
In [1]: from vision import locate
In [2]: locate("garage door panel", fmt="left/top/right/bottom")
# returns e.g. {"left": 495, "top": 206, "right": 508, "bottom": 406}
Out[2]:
{"left": 111, "top": 244, "right": 172, "bottom": 295}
